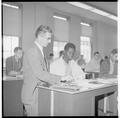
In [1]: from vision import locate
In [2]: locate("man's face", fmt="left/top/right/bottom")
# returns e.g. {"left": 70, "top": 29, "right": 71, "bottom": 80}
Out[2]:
{"left": 38, "top": 32, "right": 52, "bottom": 47}
{"left": 111, "top": 53, "right": 118, "bottom": 62}
{"left": 15, "top": 50, "right": 23, "bottom": 59}
{"left": 65, "top": 48, "right": 75, "bottom": 61}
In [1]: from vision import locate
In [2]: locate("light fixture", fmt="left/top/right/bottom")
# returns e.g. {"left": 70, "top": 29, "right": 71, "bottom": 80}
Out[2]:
{"left": 107, "top": 14, "right": 117, "bottom": 21}
{"left": 67, "top": 2, "right": 94, "bottom": 10}
{"left": 91, "top": 8, "right": 110, "bottom": 16}
{"left": 67, "top": 2, "right": 117, "bottom": 21}
{"left": 53, "top": 15, "right": 67, "bottom": 21}
{"left": 2, "top": 3, "right": 19, "bottom": 9}
{"left": 80, "top": 22, "right": 90, "bottom": 27}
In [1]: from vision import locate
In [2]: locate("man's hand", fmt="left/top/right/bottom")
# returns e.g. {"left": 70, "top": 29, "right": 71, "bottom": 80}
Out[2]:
{"left": 61, "top": 75, "right": 74, "bottom": 82}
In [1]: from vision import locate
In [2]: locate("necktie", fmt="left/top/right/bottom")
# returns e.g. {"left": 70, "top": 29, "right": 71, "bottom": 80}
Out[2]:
{"left": 44, "top": 57, "right": 49, "bottom": 72}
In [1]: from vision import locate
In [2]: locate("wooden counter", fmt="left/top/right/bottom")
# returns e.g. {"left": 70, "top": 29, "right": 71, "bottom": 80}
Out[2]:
{"left": 37, "top": 78, "right": 118, "bottom": 116}
{"left": 3, "top": 75, "right": 23, "bottom": 116}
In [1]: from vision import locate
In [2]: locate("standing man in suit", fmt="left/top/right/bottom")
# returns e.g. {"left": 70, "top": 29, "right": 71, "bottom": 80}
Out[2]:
{"left": 21, "top": 25, "right": 61, "bottom": 116}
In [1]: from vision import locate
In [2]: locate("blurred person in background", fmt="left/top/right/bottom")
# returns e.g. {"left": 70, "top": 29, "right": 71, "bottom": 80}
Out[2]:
{"left": 6, "top": 47, "right": 23, "bottom": 76}
{"left": 76, "top": 54, "right": 86, "bottom": 71}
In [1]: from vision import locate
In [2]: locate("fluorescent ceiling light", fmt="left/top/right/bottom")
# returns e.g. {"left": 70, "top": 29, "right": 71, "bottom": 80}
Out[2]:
{"left": 107, "top": 15, "right": 117, "bottom": 21}
{"left": 3, "top": 3, "right": 19, "bottom": 9}
{"left": 67, "top": 2, "right": 94, "bottom": 10}
{"left": 67, "top": 2, "right": 117, "bottom": 21}
{"left": 80, "top": 22, "right": 90, "bottom": 27}
{"left": 91, "top": 8, "right": 110, "bottom": 16}
{"left": 53, "top": 15, "right": 67, "bottom": 21}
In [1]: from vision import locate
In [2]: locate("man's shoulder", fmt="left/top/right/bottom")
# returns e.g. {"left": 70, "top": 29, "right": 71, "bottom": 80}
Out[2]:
{"left": 26, "top": 46, "right": 38, "bottom": 55}
{"left": 6, "top": 56, "right": 14, "bottom": 61}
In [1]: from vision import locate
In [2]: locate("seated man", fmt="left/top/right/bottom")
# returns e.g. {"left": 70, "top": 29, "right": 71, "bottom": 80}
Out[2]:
{"left": 100, "top": 49, "right": 118, "bottom": 78}
{"left": 59, "top": 50, "right": 64, "bottom": 58}
{"left": 6, "top": 47, "right": 23, "bottom": 76}
{"left": 76, "top": 54, "right": 86, "bottom": 70}
{"left": 50, "top": 43, "right": 85, "bottom": 81}
{"left": 85, "top": 51, "right": 101, "bottom": 73}
{"left": 85, "top": 51, "right": 101, "bottom": 78}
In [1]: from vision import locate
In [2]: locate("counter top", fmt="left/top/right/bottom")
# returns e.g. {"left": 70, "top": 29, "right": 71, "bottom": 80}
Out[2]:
{"left": 37, "top": 78, "right": 118, "bottom": 94}
{"left": 3, "top": 75, "right": 23, "bottom": 81}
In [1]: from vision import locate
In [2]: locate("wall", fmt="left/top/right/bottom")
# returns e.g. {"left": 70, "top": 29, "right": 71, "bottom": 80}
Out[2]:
{"left": 22, "top": 3, "right": 82, "bottom": 59}
{"left": 96, "top": 22, "right": 117, "bottom": 57}
{"left": 22, "top": 2, "right": 117, "bottom": 59}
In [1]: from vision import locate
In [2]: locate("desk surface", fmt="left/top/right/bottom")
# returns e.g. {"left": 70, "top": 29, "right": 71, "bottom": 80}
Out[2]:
{"left": 3, "top": 75, "right": 23, "bottom": 81}
{"left": 37, "top": 78, "right": 118, "bottom": 94}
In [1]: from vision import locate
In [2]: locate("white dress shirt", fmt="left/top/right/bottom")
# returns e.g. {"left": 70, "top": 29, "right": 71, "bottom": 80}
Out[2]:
{"left": 50, "top": 57, "right": 85, "bottom": 80}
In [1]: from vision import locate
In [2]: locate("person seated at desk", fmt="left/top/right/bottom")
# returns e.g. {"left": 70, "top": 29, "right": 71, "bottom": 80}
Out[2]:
{"left": 59, "top": 50, "right": 64, "bottom": 58}
{"left": 85, "top": 51, "right": 101, "bottom": 78}
{"left": 85, "top": 51, "right": 101, "bottom": 73}
{"left": 100, "top": 49, "right": 118, "bottom": 78}
{"left": 6, "top": 47, "right": 23, "bottom": 76}
{"left": 76, "top": 54, "right": 86, "bottom": 71}
{"left": 50, "top": 43, "right": 85, "bottom": 81}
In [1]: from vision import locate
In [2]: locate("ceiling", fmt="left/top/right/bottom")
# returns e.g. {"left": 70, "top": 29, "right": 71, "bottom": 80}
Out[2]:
{"left": 42, "top": 2, "right": 117, "bottom": 26}
{"left": 84, "top": 2, "right": 117, "bottom": 16}
{"left": 19, "top": 2, "right": 117, "bottom": 26}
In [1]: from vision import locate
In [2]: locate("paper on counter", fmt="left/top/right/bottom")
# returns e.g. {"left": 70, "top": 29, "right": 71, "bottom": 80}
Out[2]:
{"left": 71, "top": 79, "right": 105, "bottom": 89}
{"left": 96, "top": 78, "right": 118, "bottom": 84}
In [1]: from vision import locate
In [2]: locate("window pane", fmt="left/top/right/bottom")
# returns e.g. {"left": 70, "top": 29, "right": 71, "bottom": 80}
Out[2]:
{"left": 54, "top": 16, "right": 69, "bottom": 42}
{"left": 53, "top": 41, "right": 67, "bottom": 59}
{"left": 3, "top": 35, "right": 19, "bottom": 68}
{"left": 80, "top": 36, "right": 91, "bottom": 63}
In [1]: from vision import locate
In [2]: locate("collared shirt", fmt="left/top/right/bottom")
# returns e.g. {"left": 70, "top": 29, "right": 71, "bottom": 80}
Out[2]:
{"left": 50, "top": 57, "right": 71, "bottom": 76}
{"left": 85, "top": 58, "right": 100, "bottom": 73}
{"left": 50, "top": 57, "right": 85, "bottom": 80}
{"left": 34, "top": 41, "right": 44, "bottom": 57}
{"left": 109, "top": 59, "right": 114, "bottom": 74}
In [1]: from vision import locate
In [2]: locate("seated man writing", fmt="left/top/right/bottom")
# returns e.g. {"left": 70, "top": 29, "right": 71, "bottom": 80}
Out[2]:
{"left": 6, "top": 47, "right": 23, "bottom": 76}
{"left": 50, "top": 43, "right": 85, "bottom": 81}
{"left": 85, "top": 51, "right": 101, "bottom": 78}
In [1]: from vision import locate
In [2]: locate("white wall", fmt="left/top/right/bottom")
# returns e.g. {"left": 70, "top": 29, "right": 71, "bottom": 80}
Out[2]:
{"left": 22, "top": 2, "right": 117, "bottom": 59}
{"left": 96, "top": 22, "right": 117, "bottom": 57}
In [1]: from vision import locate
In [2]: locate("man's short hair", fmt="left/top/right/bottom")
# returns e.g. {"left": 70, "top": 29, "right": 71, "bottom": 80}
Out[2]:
{"left": 35, "top": 25, "right": 52, "bottom": 38}
{"left": 94, "top": 51, "right": 100, "bottom": 55}
{"left": 64, "top": 43, "right": 76, "bottom": 51}
{"left": 111, "top": 49, "right": 118, "bottom": 55}
{"left": 14, "top": 47, "right": 22, "bottom": 53}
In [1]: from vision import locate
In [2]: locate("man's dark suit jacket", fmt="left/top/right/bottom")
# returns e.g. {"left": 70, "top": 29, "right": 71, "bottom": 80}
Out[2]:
{"left": 21, "top": 43, "right": 60, "bottom": 105}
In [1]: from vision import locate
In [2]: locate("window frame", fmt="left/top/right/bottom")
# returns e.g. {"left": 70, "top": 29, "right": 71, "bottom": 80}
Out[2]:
{"left": 53, "top": 40, "right": 67, "bottom": 59}
{"left": 2, "top": 35, "right": 20, "bottom": 69}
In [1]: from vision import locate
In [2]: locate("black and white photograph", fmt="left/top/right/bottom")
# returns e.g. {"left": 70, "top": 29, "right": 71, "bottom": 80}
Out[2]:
{"left": 1, "top": 1, "right": 119, "bottom": 116}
